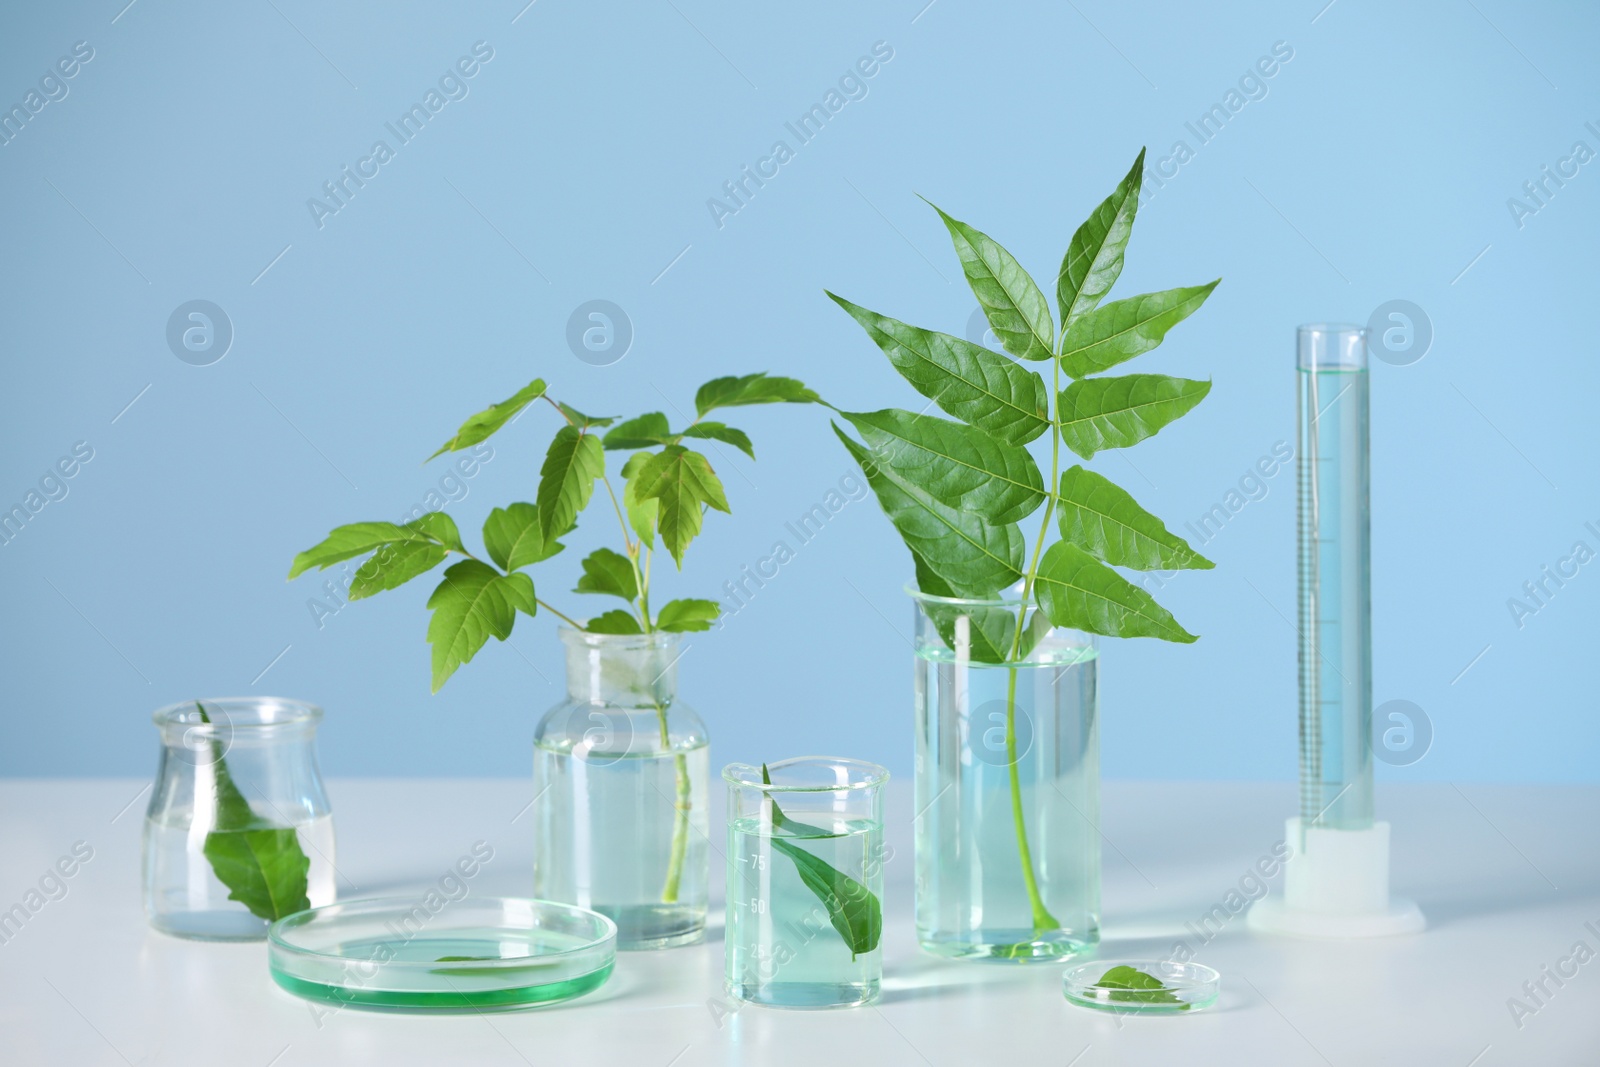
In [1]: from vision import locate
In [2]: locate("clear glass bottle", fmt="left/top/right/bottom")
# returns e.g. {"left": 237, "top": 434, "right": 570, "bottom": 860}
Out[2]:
{"left": 533, "top": 629, "right": 709, "bottom": 950}
{"left": 911, "top": 589, "right": 1100, "bottom": 961}
{"left": 143, "top": 697, "right": 335, "bottom": 941}
{"left": 724, "top": 757, "right": 888, "bottom": 1009}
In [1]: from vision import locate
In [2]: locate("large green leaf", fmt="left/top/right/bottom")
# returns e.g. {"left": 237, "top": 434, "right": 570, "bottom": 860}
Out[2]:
{"left": 287, "top": 522, "right": 430, "bottom": 578}
{"left": 202, "top": 827, "right": 311, "bottom": 922}
{"left": 656, "top": 598, "right": 720, "bottom": 632}
{"left": 1058, "top": 374, "right": 1211, "bottom": 459}
{"left": 761, "top": 767, "right": 882, "bottom": 958}
{"left": 482, "top": 502, "right": 563, "bottom": 571}
{"left": 1056, "top": 465, "right": 1213, "bottom": 571}
{"left": 347, "top": 540, "right": 449, "bottom": 600}
{"left": 694, "top": 373, "right": 820, "bottom": 417}
{"left": 836, "top": 424, "right": 1022, "bottom": 597}
{"left": 1093, "top": 965, "right": 1189, "bottom": 1009}
{"left": 1033, "top": 541, "right": 1196, "bottom": 642}
{"left": 1059, "top": 282, "right": 1219, "bottom": 378}
{"left": 424, "top": 560, "right": 526, "bottom": 691}
{"left": 601, "top": 412, "right": 673, "bottom": 451}
{"left": 826, "top": 293, "right": 1049, "bottom": 446}
{"left": 635, "top": 445, "right": 730, "bottom": 567}
{"left": 621, "top": 452, "right": 659, "bottom": 549}
{"left": 193, "top": 702, "right": 310, "bottom": 922}
{"left": 536, "top": 425, "right": 606, "bottom": 541}
{"left": 927, "top": 203, "right": 1054, "bottom": 362}
{"left": 681, "top": 422, "right": 754, "bottom": 459}
{"left": 428, "top": 378, "right": 546, "bottom": 459}
{"left": 840, "top": 408, "right": 1044, "bottom": 527}
{"left": 574, "top": 547, "right": 637, "bottom": 600}
{"left": 1057, "top": 149, "right": 1144, "bottom": 328}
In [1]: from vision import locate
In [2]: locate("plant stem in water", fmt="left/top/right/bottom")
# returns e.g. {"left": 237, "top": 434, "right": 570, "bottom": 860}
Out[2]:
{"left": 656, "top": 703, "right": 691, "bottom": 903}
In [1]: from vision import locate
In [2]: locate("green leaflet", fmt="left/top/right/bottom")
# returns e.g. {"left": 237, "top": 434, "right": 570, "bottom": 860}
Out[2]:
{"left": 429, "top": 378, "right": 546, "bottom": 459}
{"left": 1092, "top": 965, "right": 1189, "bottom": 1009}
{"left": 826, "top": 292, "right": 1049, "bottom": 446}
{"left": 694, "top": 373, "right": 820, "bottom": 417}
{"left": 348, "top": 540, "right": 449, "bottom": 600}
{"left": 193, "top": 702, "right": 310, "bottom": 922}
{"left": 761, "top": 766, "right": 882, "bottom": 958}
{"left": 405, "top": 511, "right": 465, "bottom": 554}
{"left": 287, "top": 521, "right": 431, "bottom": 578}
{"left": 424, "top": 560, "right": 531, "bottom": 691}
{"left": 602, "top": 412, "right": 673, "bottom": 451}
{"left": 1057, "top": 149, "right": 1143, "bottom": 328}
{"left": 621, "top": 452, "right": 659, "bottom": 549}
{"left": 1059, "top": 282, "right": 1219, "bottom": 378}
{"left": 1058, "top": 374, "right": 1211, "bottom": 459}
{"left": 635, "top": 446, "right": 730, "bottom": 567}
{"left": 555, "top": 402, "right": 616, "bottom": 430}
{"left": 656, "top": 598, "right": 720, "bottom": 632}
{"left": 1056, "top": 465, "right": 1213, "bottom": 571}
{"left": 681, "top": 422, "right": 754, "bottom": 459}
{"left": 585, "top": 609, "right": 643, "bottom": 634}
{"left": 482, "top": 503, "right": 563, "bottom": 571}
{"left": 536, "top": 425, "right": 606, "bottom": 541}
{"left": 836, "top": 424, "right": 1022, "bottom": 597}
{"left": 574, "top": 547, "right": 637, "bottom": 600}
{"left": 928, "top": 202, "right": 1054, "bottom": 362}
{"left": 1033, "top": 541, "right": 1197, "bottom": 642}
{"left": 840, "top": 408, "right": 1045, "bottom": 527}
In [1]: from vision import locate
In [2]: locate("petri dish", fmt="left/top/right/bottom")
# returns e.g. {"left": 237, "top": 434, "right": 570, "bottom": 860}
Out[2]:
{"left": 269, "top": 896, "right": 616, "bottom": 1012}
{"left": 1063, "top": 959, "right": 1220, "bottom": 1014}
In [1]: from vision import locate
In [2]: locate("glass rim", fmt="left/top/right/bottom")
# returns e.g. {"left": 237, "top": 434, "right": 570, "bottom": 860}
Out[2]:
{"left": 152, "top": 697, "right": 322, "bottom": 730}
{"left": 1296, "top": 322, "right": 1364, "bottom": 337}
{"left": 904, "top": 582, "right": 1029, "bottom": 609}
{"left": 558, "top": 626, "right": 683, "bottom": 650}
{"left": 723, "top": 756, "right": 889, "bottom": 793}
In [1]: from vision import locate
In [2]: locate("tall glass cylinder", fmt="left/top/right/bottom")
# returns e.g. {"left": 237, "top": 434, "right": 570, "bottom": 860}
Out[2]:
{"left": 1296, "top": 324, "right": 1374, "bottom": 830}
{"left": 143, "top": 698, "right": 335, "bottom": 940}
{"left": 533, "top": 629, "right": 709, "bottom": 950}
{"left": 911, "top": 590, "right": 1099, "bottom": 961}
{"left": 724, "top": 757, "right": 887, "bottom": 1008}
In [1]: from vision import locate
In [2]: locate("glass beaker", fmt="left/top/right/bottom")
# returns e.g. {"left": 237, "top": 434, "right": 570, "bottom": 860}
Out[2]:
{"left": 724, "top": 757, "right": 888, "bottom": 1009}
{"left": 143, "top": 697, "right": 336, "bottom": 940}
{"left": 911, "top": 589, "right": 1100, "bottom": 961}
{"left": 533, "top": 629, "right": 710, "bottom": 950}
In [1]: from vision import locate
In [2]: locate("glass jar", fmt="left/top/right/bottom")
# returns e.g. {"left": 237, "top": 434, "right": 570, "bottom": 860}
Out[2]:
{"left": 143, "top": 697, "right": 335, "bottom": 941}
{"left": 533, "top": 629, "right": 709, "bottom": 950}
{"left": 911, "top": 589, "right": 1100, "bottom": 961}
{"left": 724, "top": 757, "right": 888, "bottom": 1009}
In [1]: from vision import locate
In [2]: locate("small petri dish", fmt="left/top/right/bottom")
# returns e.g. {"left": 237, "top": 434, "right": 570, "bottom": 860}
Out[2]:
{"left": 1063, "top": 959, "right": 1220, "bottom": 1014}
{"left": 269, "top": 897, "right": 616, "bottom": 1012}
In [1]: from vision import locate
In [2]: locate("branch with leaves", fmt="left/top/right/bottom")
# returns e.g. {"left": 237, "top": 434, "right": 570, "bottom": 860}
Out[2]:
{"left": 827, "top": 148, "right": 1218, "bottom": 939}
{"left": 288, "top": 373, "right": 819, "bottom": 692}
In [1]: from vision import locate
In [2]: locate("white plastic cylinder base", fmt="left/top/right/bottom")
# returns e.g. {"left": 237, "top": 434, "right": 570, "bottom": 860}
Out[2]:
{"left": 1247, "top": 818, "right": 1425, "bottom": 938}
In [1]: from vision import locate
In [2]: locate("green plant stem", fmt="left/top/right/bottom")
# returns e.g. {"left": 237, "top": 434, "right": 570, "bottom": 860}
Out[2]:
{"left": 1003, "top": 355, "right": 1065, "bottom": 939}
{"left": 537, "top": 598, "right": 583, "bottom": 629}
{"left": 655, "top": 701, "right": 691, "bottom": 904}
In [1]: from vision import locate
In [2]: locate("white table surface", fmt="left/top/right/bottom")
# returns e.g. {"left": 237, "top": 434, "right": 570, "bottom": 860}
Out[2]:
{"left": 2, "top": 778, "right": 1596, "bottom": 1066}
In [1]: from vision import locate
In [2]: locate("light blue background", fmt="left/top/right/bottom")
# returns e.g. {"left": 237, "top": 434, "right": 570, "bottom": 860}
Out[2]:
{"left": 2, "top": 0, "right": 1594, "bottom": 782}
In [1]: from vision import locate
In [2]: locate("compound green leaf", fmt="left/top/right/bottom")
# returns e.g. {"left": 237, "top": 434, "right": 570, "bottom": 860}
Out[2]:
{"left": 1059, "top": 282, "right": 1218, "bottom": 378}
{"left": 1056, "top": 465, "right": 1213, "bottom": 571}
{"left": 928, "top": 202, "right": 1054, "bottom": 362}
{"left": 348, "top": 540, "right": 450, "bottom": 600}
{"left": 636, "top": 446, "right": 730, "bottom": 567}
{"left": 424, "top": 561, "right": 523, "bottom": 691}
{"left": 288, "top": 522, "right": 429, "bottom": 578}
{"left": 428, "top": 378, "right": 546, "bottom": 459}
{"left": 840, "top": 408, "right": 1044, "bottom": 526}
{"left": 1034, "top": 541, "right": 1197, "bottom": 642}
{"left": 1058, "top": 149, "right": 1143, "bottom": 327}
{"left": 1058, "top": 374, "right": 1211, "bottom": 459}
{"left": 827, "top": 292, "right": 1049, "bottom": 446}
